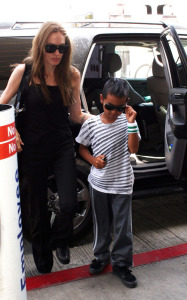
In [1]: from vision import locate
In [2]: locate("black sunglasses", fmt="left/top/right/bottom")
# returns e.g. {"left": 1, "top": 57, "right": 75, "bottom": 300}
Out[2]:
{"left": 45, "top": 44, "right": 69, "bottom": 54}
{"left": 104, "top": 103, "right": 127, "bottom": 112}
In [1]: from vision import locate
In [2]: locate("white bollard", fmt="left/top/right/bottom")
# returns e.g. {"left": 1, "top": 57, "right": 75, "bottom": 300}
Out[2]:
{"left": 0, "top": 104, "right": 27, "bottom": 300}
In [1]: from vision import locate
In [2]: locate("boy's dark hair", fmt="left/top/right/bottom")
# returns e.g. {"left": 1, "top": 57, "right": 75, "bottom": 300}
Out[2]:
{"left": 102, "top": 78, "right": 129, "bottom": 99}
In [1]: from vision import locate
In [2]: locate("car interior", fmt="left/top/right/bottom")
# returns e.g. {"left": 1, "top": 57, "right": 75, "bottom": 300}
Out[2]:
{"left": 81, "top": 40, "right": 168, "bottom": 167}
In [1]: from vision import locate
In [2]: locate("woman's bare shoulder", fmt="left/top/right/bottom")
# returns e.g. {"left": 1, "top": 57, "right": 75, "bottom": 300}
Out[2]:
{"left": 70, "top": 66, "right": 80, "bottom": 80}
{"left": 10, "top": 64, "right": 26, "bottom": 82}
{"left": 13, "top": 63, "right": 26, "bottom": 76}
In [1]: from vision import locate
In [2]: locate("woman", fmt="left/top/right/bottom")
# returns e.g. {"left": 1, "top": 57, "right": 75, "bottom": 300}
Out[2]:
{"left": 0, "top": 21, "right": 91, "bottom": 273}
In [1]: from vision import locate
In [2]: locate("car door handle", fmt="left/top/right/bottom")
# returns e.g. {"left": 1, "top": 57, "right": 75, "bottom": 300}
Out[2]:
{"left": 170, "top": 93, "right": 185, "bottom": 105}
{"left": 168, "top": 90, "right": 187, "bottom": 139}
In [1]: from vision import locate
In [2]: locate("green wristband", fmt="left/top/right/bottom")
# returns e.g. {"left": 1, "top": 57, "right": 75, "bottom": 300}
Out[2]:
{"left": 127, "top": 122, "right": 138, "bottom": 133}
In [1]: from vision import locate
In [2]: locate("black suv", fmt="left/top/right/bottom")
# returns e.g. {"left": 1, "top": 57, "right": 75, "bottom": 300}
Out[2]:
{"left": 0, "top": 21, "right": 187, "bottom": 238}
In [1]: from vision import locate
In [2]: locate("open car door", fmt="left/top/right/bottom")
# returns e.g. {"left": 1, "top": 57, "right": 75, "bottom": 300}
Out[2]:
{"left": 160, "top": 26, "right": 187, "bottom": 180}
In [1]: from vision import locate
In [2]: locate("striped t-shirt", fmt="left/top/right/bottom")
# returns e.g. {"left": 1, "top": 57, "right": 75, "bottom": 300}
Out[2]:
{"left": 76, "top": 114, "right": 140, "bottom": 195}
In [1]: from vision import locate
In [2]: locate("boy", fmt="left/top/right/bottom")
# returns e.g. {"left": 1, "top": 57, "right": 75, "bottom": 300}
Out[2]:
{"left": 75, "top": 78, "right": 140, "bottom": 288}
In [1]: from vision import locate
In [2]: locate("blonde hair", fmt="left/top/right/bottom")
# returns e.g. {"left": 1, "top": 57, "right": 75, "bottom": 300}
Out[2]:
{"left": 23, "top": 21, "right": 74, "bottom": 106}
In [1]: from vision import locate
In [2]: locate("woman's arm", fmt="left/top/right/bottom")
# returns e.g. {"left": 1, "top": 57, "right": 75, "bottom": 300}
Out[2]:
{"left": 0, "top": 64, "right": 25, "bottom": 104}
{"left": 0, "top": 64, "right": 25, "bottom": 152}
{"left": 68, "top": 67, "right": 92, "bottom": 124}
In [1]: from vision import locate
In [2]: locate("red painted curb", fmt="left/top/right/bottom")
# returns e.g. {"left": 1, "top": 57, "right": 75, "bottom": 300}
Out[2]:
{"left": 133, "top": 243, "right": 187, "bottom": 266}
{"left": 26, "top": 243, "right": 187, "bottom": 291}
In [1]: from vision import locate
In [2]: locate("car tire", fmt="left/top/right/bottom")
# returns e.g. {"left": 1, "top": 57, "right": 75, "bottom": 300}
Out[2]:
{"left": 21, "top": 159, "right": 92, "bottom": 241}
{"left": 47, "top": 159, "right": 92, "bottom": 240}
{"left": 73, "top": 165, "right": 92, "bottom": 238}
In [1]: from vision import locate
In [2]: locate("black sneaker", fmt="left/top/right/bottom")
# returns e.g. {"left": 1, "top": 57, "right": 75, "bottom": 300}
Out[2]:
{"left": 113, "top": 265, "right": 137, "bottom": 288}
{"left": 89, "top": 258, "right": 110, "bottom": 275}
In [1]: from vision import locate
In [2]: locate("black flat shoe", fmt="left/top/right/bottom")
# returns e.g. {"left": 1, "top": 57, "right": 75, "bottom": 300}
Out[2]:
{"left": 56, "top": 246, "right": 70, "bottom": 264}
{"left": 113, "top": 265, "right": 137, "bottom": 288}
{"left": 89, "top": 258, "right": 110, "bottom": 275}
{"left": 36, "top": 260, "right": 53, "bottom": 274}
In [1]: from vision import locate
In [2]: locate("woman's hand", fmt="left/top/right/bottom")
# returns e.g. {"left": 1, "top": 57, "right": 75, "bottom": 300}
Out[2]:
{"left": 125, "top": 105, "right": 137, "bottom": 123}
{"left": 15, "top": 129, "right": 24, "bottom": 152}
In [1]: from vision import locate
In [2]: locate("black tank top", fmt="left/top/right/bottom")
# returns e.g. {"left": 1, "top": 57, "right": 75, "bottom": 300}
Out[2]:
{"left": 21, "top": 84, "right": 74, "bottom": 155}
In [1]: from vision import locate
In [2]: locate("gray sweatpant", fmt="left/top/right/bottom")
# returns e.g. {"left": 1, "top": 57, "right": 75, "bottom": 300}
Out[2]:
{"left": 89, "top": 185, "right": 133, "bottom": 267}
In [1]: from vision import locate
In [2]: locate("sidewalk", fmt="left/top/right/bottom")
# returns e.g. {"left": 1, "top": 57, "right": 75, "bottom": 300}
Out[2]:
{"left": 27, "top": 254, "right": 187, "bottom": 300}
{"left": 26, "top": 194, "right": 187, "bottom": 299}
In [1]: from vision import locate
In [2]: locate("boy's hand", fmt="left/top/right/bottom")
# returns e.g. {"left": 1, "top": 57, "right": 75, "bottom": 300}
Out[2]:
{"left": 93, "top": 155, "right": 107, "bottom": 169}
{"left": 125, "top": 105, "right": 137, "bottom": 123}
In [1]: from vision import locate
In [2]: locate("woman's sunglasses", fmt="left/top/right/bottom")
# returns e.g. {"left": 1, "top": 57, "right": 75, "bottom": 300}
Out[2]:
{"left": 104, "top": 103, "right": 127, "bottom": 112}
{"left": 45, "top": 44, "right": 69, "bottom": 54}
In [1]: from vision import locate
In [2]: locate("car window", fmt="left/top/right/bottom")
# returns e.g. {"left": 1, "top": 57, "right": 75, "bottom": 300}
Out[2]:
{"left": 165, "top": 33, "right": 187, "bottom": 88}
{"left": 115, "top": 46, "right": 153, "bottom": 79}
{"left": 167, "top": 36, "right": 181, "bottom": 65}
{"left": 180, "top": 37, "right": 187, "bottom": 55}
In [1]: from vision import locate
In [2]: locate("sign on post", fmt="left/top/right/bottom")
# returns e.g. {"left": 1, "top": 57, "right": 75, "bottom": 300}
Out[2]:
{"left": 0, "top": 104, "right": 27, "bottom": 300}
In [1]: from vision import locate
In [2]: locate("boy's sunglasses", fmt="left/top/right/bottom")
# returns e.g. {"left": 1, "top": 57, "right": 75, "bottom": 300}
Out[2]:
{"left": 45, "top": 44, "right": 69, "bottom": 54}
{"left": 104, "top": 103, "right": 127, "bottom": 112}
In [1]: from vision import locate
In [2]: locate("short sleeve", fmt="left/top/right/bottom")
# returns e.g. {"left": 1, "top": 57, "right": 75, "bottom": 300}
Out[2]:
{"left": 75, "top": 119, "right": 92, "bottom": 146}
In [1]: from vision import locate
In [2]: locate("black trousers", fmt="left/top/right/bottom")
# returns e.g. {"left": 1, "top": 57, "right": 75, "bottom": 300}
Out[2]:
{"left": 20, "top": 146, "right": 77, "bottom": 272}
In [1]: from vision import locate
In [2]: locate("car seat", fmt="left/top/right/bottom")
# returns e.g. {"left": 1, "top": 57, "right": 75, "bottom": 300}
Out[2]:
{"left": 147, "top": 56, "right": 169, "bottom": 109}
{"left": 84, "top": 53, "right": 123, "bottom": 113}
{"left": 84, "top": 52, "right": 145, "bottom": 113}
{"left": 102, "top": 53, "right": 122, "bottom": 78}
{"left": 102, "top": 53, "right": 145, "bottom": 106}
{"left": 147, "top": 56, "right": 169, "bottom": 139}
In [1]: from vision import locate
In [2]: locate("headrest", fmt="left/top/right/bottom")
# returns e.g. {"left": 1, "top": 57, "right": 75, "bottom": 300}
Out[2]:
{"left": 103, "top": 53, "right": 122, "bottom": 73}
{"left": 152, "top": 57, "right": 165, "bottom": 78}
